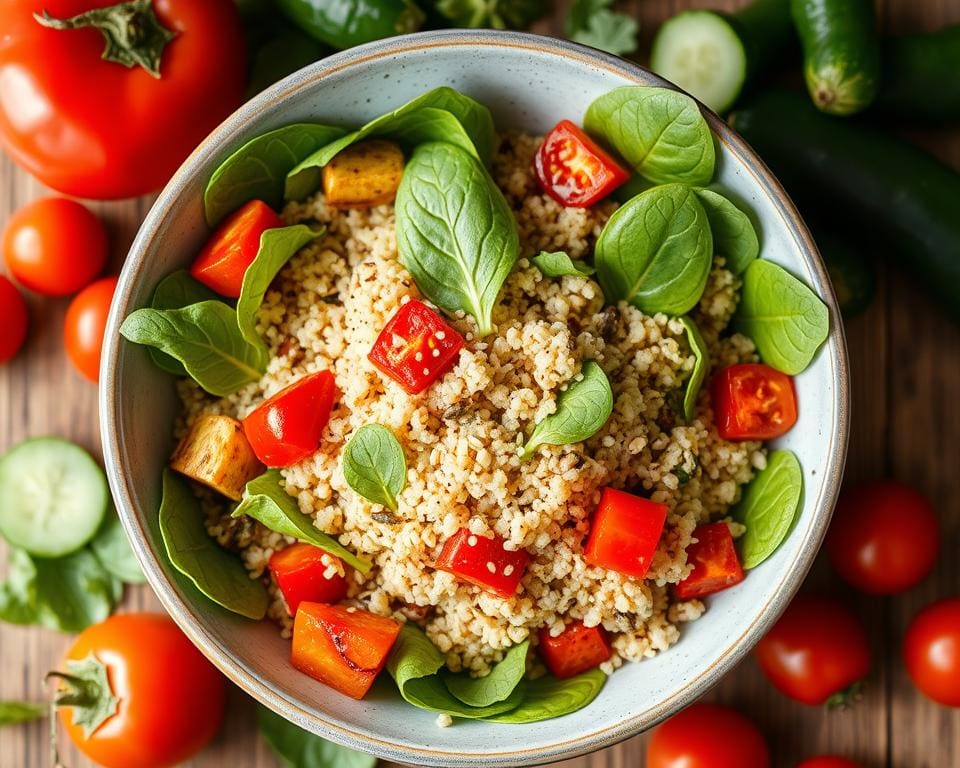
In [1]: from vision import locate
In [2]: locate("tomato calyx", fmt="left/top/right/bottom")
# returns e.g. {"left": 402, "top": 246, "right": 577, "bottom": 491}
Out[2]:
{"left": 47, "top": 653, "right": 119, "bottom": 739}
{"left": 825, "top": 680, "right": 865, "bottom": 710}
{"left": 34, "top": 0, "right": 177, "bottom": 79}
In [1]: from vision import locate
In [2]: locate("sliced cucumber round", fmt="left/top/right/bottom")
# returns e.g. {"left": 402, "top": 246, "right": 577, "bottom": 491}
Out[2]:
{"left": 651, "top": 10, "right": 748, "bottom": 114}
{"left": 0, "top": 437, "right": 108, "bottom": 557}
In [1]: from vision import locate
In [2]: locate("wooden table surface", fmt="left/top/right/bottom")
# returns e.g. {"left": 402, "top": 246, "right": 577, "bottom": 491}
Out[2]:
{"left": 2, "top": 1, "right": 959, "bottom": 766}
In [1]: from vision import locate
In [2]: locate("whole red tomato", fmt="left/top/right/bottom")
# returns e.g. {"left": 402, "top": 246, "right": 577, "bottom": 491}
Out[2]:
{"left": 64, "top": 276, "right": 116, "bottom": 382}
{"left": 903, "top": 597, "right": 960, "bottom": 707}
{"left": 0, "top": 274, "right": 29, "bottom": 362}
{"left": 0, "top": 0, "right": 246, "bottom": 199}
{"left": 827, "top": 480, "right": 939, "bottom": 595}
{"left": 646, "top": 702, "right": 770, "bottom": 768}
{"left": 796, "top": 758, "right": 863, "bottom": 768}
{"left": 755, "top": 594, "right": 871, "bottom": 706}
{"left": 54, "top": 613, "right": 225, "bottom": 768}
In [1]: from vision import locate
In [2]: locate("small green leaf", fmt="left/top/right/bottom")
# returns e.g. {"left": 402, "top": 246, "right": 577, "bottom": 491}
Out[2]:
{"left": 341, "top": 425, "right": 406, "bottom": 513}
{"left": 258, "top": 705, "right": 376, "bottom": 768}
{"left": 234, "top": 471, "right": 371, "bottom": 574}
{"left": 736, "top": 450, "right": 803, "bottom": 569}
{"left": 444, "top": 639, "right": 529, "bottom": 708}
{"left": 530, "top": 251, "right": 595, "bottom": 278}
{"left": 695, "top": 189, "right": 760, "bottom": 274}
{"left": 146, "top": 271, "right": 219, "bottom": 376}
{"left": 521, "top": 361, "right": 614, "bottom": 461}
{"left": 679, "top": 316, "right": 709, "bottom": 423}
{"left": 0, "top": 701, "right": 44, "bottom": 726}
{"left": 566, "top": 0, "right": 638, "bottom": 56}
{"left": 483, "top": 668, "right": 607, "bottom": 723}
{"left": 90, "top": 511, "right": 146, "bottom": 585}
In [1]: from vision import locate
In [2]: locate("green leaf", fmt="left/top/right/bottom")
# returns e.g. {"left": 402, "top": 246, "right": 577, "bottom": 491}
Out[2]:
{"left": 679, "top": 316, "right": 709, "bottom": 423}
{"left": 90, "top": 511, "right": 146, "bottom": 585}
{"left": 342, "top": 425, "right": 406, "bottom": 513}
{"left": 695, "top": 189, "right": 759, "bottom": 274}
{"left": 566, "top": 0, "right": 639, "bottom": 56}
{"left": 483, "top": 668, "right": 606, "bottom": 723}
{"left": 444, "top": 639, "right": 529, "bottom": 708}
{"left": 520, "top": 361, "right": 613, "bottom": 461}
{"left": 584, "top": 86, "right": 715, "bottom": 186}
{"left": 530, "top": 251, "right": 595, "bottom": 278}
{"left": 146, "top": 270, "right": 220, "bottom": 376}
{"left": 595, "top": 183, "right": 713, "bottom": 315}
{"left": 205, "top": 123, "right": 347, "bottom": 226}
{"left": 735, "top": 259, "right": 830, "bottom": 375}
{"left": 159, "top": 469, "right": 269, "bottom": 619}
{"left": 258, "top": 705, "right": 376, "bottom": 768}
{"left": 396, "top": 141, "right": 519, "bottom": 336}
{"left": 0, "top": 701, "right": 44, "bottom": 726}
{"left": 735, "top": 450, "right": 803, "bottom": 569}
{"left": 120, "top": 301, "right": 264, "bottom": 396}
{"left": 234, "top": 470, "right": 371, "bottom": 574}
{"left": 435, "top": 0, "right": 547, "bottom": 29}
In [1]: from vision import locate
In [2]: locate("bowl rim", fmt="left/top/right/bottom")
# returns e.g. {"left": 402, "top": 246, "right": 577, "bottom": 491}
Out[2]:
{"left": 101, "top": 28, "right": 850, "bottom": 767}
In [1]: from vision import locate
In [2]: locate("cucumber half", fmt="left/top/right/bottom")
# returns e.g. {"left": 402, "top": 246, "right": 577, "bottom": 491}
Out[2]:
{"left": 0, "top": 437, "right": 108, "bottom": 557}
{"left": 651, "top": 10, "right": 747, "bottom": 114}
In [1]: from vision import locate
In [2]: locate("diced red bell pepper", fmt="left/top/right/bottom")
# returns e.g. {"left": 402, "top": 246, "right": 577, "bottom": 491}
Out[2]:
{"left": 583, "top": 488, "right": 668, "bottom": 579}
{"left": 538, "top": 621, "right": 612, "bottom": 679}
{"left": 711, "top": 363, "right": 798, "bottom": 441}
{"left": 674, "top": 523, "right": 745, "bottom": 599}
{"left": 368, "top": 300, "right": 464, "bottom": 394}
{"left": 269, "top": 543, "right": 348, "bottom": 615}
{"left": 242, "top": 371, "right": 337, "bottom": 467}
{"left": 434, "top": 528, "right": 529, "bottom": 599}
{"left": 534, "top": 120, "right": 629, "bottom": 207}
{"left": 291, "top": 603, "right": 401, "bottom": 700}
{"left": 190, "top": 199, "right": 283, "bottom": 298}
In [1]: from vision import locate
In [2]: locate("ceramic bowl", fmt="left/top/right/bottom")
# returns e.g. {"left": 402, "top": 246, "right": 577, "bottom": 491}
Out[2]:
{"left": 101, "top": 29, "right": 849, "bottom": 768}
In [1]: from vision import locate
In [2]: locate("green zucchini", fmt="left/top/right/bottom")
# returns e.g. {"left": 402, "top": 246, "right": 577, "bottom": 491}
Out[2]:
{"left": 731, "top": 90, "right": 960, "bottom": 324}
{"left": 791, "top": 0, "right": 880, "bottom": 115}
{"left": 875, "top": 25, "right": 960, "bottom": 122}
{"left": 813, "top": 229, "right": 876, "bottom": 318}
{"left": 650, "top": 0, "right": 793, "bottom": 113}
{"left": 277, "top": 0, "right": 424, "bottom": 50}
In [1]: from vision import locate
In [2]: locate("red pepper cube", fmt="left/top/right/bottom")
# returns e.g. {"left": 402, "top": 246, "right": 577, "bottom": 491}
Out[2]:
{"left": 368, "top": 300, "right": 464, "bottom": 394}
{"left": 291, "top": 603, "right": 401, "bottom": 700}
{"left": 534, "top": 120, "right": 629, "bottom": 208}
{"left": 434, "top": 528, "right": 529, "bottom": 599}
{"left": 538, "top": 621, "right": 612, "bottom": 679}
{"left": 711, "top": 363, "right": 798, "bottom": 441}
{"left": 583, "top": 488, "right": 668, "bottom": 580}
{"left": 190, "top": 199, "right": 284, "bottom": 298}
{"left": 674, "top": 523, "right": 745, "bottom": 600}
{"left": 268, "top": 543, "right": 348, "bottom": 615}
{"left": 242, "top": 371, "right": 337, "bottom": 467}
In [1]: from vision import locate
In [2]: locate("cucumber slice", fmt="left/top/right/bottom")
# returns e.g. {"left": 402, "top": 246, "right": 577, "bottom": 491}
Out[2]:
{"left": 0, "top": 438, "right": 108, "bottom": 557}
{"left": 651, "top": 10, "right": 747, "bottom": 114}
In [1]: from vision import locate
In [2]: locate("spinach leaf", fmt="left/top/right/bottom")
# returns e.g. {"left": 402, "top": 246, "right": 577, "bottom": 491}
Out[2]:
{"left": 342, "top": 425, "right": 406, "bottom": 513}
{"left": 236, "top": 224, "right": 323, "bottom": 365}
{"left": 159, "top": 469, "right": 268, "bottom": 619}
{"left": 531, "top": 251, "right": 595, "bottom": 278}
{"left": 566, "top": 0, "right": 638, "bottom": 56}
{"left": 584, "top": 86, "right": 715, "bottom": 186}
{"left": 735, "top": 450, "right": 803, "bottom": 569}
{"left": 736, "top": 259, "right": 830, "bottom": 375}
{"left": 695, "top": 189, "right": 759, "bottom": 274}
{"left": 205, "top": 123, "right": 347, "bottom": 226}
{"left": 679, "top": 316, "right": 709, "bottom": 423}
{"left": 258, "top": 705, "right": 375, "bottom": 768}
{"left": 234, "top": 470, "right": 371, "bottom": 574}
{"left": 594, "top": 183, "right": 713, "bottom": 316}
{"left": 120, "top": 301, "right": 264, "bottom": 396}
{"left": 146, "top": 270, "right": 220, "bottom": 376}
{"left": 520, "top": 361, "right": 613, "bottom": 461}
{"left": 444, "top": 639, "right": 529, "bottom": 708}
{"left": 0, "top": 701, "right": 44, "bottom": 726}
{"left": 90, "top": 511, "right": 146, "bottom": 585}
{"left": 396, "top": 142, "right": 519, "bottom": 336}
{"left": 483, "top": 668, "right": 606, "bottom": 723}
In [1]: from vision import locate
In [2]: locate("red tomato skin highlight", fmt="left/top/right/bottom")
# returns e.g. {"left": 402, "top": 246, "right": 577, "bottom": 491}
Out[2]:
{"left": 2, "top": 197, "right": 107, "bottom": 296}
{"left": 434, "top": 528, "right": 530, "bottom": 598}
{"left": 64, "top": 276, "right": 117, "bottom": 382}
{"left": 796, "top": 758, "right": 863, "bottom": 768}
{"left": 538, "top": 621, "right": 611, "bottom": 679}
{"left": 269, "top": 544, "right": 348, "bottom": 616}
{"left": 712, "top": 363, "right": 798, "bottom": 441}
{"left": 827, "top": 480, "right": 939, "bottom": 595}
{"left": 0, "top": 275, "right": 28, "bottom": 362}
{"left": 675, "top": 522, "right": 745, "bottom": 599}
{"left": 242, "top": 371, "right": 337, "bottom": 467}
{"left": 534, "top": 120, "right": 629, "bottom": 207}
{"left": 903, "top": 597, "right": 960, "bottom": 707}
{"left": 583, "top": 488, "right": 667, "bottom": 579}
{"left": 647, "top": 702, "right": 771, "bottom": 768}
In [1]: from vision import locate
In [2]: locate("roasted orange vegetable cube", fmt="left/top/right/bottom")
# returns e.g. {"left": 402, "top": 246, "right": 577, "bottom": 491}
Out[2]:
{"left": 322, "top": 139, "right": 404, "bottom": 209}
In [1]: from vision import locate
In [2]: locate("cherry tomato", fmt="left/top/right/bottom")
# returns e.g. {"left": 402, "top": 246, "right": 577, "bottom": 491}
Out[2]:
{"left": 534, "top": 120, "right": 629, "bottom": 207}
{"left": 538, "top": 621, "right": 611, "bottom": 679}
{"left": 675, "top": 522, "right": 745, "bottom": 599}
{"left": 796, "top": 758, "right": 863, "bottom": 768}
{"left": 55, "top": 613, "right": 225, "bottom": 768}
{"left": 0, "top": 275, "right": 29, "bottom": 362}
{"left": 0, "top": 0, "right": 246, "bottom": 199}
{"left": 826, "top": 480, "right": 939, "bottom": 595}
{"left": 268, "top": 543, "right": 348, "bottom": 616}
{"left": 583, "top": 488, "right": 667, "bottom": 579}
{"left": 903, "top": 597, "right": 960, "bottom": 707}
{"left": 712, "top": 363, "right": 798, "bottom": 441}
{"left": 434, "top": 528, "right": 530, "bottom": 598}
{"left": 756, "top": 594, "right": 871, "bottom": 706}
{"left": 64, "top": 276, "right": 116, "bottom": 382}
{"left": 647, "top": 702, "right": 770, "bottom": 768}
{"left": 3, "top": 197, "right": 107, "bottom": 296}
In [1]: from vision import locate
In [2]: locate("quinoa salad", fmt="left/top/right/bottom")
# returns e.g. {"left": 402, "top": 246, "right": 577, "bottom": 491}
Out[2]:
{"left": 122, "top": 86, "right": 829, "bottom": 723}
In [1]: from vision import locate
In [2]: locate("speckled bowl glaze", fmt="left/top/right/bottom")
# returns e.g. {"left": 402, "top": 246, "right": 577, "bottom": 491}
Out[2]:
{"left": 101, "top": 30, "right": 849, "bottom": 767}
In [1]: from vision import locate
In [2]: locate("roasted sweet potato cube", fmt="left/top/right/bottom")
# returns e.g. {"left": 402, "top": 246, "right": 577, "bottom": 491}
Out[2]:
{"left": 322, "top": 139, "right": 404, "bottom": 209}
{"left": 170, "top": 414, "right": 262, "bottom": 501}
